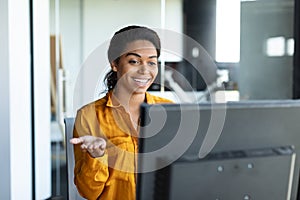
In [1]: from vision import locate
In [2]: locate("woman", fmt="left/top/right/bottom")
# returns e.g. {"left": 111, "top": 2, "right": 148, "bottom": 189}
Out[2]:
{"left": 70, "top": 25, "right": 173, "bottom": 200}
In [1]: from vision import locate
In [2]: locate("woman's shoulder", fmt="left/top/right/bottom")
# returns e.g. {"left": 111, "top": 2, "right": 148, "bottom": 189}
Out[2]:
{"left": 77, "top": 94, "right": 108, "bottom": 113}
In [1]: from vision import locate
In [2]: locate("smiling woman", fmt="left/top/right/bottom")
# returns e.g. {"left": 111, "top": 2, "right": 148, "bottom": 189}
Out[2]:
{"left": 70, "top": 25, "right": 173, "bottom": 200}
{"left": 112, "top": 40, "right": 159, "bottom": 95}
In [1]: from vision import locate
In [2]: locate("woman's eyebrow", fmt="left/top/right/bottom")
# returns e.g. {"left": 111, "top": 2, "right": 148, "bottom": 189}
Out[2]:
{"left": 125, "top": 52, "right": 157, "bottom": 59}
{"left": 126, "top": 52, "right": 141, "bottom": 58}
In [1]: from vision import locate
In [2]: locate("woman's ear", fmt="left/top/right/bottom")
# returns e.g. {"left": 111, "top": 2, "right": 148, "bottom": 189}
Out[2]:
{"left": 111, "top": 62, "right": 118, "bottom": 72}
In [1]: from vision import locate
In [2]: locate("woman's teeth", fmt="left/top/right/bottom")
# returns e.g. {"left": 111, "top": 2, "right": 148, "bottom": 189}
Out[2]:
{"left": 134, "top": 78, "right": 149, "bottom": 83}
{"left": 133, "top": 78, "right": 150, "bottom": 86}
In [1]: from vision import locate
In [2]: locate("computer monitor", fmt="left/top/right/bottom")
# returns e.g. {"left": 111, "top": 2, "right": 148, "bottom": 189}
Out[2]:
{"left": 137, "top": 101, "right": 300, "bottom": 200}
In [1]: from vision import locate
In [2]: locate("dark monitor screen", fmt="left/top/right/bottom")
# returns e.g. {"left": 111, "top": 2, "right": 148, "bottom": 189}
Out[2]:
{"left": 136, "top": 101, "right": 300, "bottom": 200}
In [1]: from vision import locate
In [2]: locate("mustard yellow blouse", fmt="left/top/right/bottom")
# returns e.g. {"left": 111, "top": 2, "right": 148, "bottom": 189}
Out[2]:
{"left": 73, "top": 91, "right": 173, "bottom": 200}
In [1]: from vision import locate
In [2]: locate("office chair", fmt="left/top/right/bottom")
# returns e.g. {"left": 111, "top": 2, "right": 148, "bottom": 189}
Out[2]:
{"left": 64, "top": 118, "right": 86, "bottom": 200}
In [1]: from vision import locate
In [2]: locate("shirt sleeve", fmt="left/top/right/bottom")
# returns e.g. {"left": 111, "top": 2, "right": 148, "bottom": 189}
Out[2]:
{"left": 73, "top": 108, "right": 109, "bottom": 199}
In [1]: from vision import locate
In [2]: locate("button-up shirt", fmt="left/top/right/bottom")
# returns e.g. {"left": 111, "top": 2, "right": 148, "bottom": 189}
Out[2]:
{"left": 73, "top": 91, "right": 173, "bottom": 200}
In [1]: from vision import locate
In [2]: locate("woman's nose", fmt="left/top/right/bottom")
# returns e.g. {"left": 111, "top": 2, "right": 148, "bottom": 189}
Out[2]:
{"left": 138, "top": 62, "right": 148, "bottom": 74}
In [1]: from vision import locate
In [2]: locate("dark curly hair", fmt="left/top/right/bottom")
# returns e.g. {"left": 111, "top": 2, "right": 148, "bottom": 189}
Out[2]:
{"left": 104, "top": 25, "right": 161, "bottom": 91}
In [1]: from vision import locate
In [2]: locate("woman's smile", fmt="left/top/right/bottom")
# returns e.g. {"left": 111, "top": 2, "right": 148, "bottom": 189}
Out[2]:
{"left": 132, "top": 77, "right": 152, "bottom": 87}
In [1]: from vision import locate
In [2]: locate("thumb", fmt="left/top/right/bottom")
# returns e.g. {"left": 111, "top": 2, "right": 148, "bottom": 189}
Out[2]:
{"left": 70, "top": 138, "right": 83, "bottom": 144}
{"left": 99, "top": 142, "right": 106, "bottom": 150}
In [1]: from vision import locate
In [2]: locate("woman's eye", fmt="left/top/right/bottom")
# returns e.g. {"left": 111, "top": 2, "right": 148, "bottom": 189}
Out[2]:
{"left": 148, "top": 62, "right": 157, "bottom": 66}
{"left": 129, "top": 60, "right": 139, "bottom": 65}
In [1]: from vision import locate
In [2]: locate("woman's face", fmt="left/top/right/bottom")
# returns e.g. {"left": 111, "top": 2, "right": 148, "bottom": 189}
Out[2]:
{"left": 112, "top": 40, "right": 158, "bottom": 95}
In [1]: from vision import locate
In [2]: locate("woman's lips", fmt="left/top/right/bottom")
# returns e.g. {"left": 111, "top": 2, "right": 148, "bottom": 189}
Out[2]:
{"left": 133, "top": 78, "right": 151, "bottom": 87}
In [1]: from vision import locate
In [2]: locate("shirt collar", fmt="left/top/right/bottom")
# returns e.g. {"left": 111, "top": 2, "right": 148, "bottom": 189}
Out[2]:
{"left": 106, "top": 91, "right": 120, "bottom": 108}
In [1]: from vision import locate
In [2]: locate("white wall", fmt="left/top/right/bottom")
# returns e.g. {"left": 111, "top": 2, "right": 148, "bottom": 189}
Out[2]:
{"left": 83, "top": 0, "right": 160, "bottom": 59}
{"left": 0, "top": 0, "right": 32, "bottom": 199}
{"left": 32, "top": 0, "right": 52, "bottom": 198}
{"left": 83, "top": 0, "right": 183, "bottom": 60}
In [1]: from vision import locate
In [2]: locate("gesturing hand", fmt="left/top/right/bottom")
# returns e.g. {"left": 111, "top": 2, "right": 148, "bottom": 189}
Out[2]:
{"left": 70, "top": 135, "right": 107, "bottom": 158}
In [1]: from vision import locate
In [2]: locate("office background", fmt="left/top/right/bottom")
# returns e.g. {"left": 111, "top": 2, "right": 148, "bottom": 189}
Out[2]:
{"left": 1, "top": 0, "right": 299, "bottom": 199}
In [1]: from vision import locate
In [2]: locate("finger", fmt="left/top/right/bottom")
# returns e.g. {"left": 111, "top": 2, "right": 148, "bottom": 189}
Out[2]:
{"left": 87, "top": 145, "right": 95, "bottom": 153}
{"left": 95, "top": 139, "right": 106, "bottom": 150}
{"left": 100, "top": 142, "right": 106, "bottom": 150}
{"left": 94, "top": 143, "right": 102, "bottom": 150}
{"left": 96, "top": 142, "right": 106, "bottom": 150}
{"left": 70, "top": 138, "right": 83, "bottom": 144}
{"left": 80, "top": 143, "right": 87, "bottom": 150}
{"left": 90, "top": 148, "right": 105, "bottom": 158}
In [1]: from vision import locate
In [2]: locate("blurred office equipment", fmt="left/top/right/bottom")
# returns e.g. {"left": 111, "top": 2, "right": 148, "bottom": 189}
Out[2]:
{"left": 239, "top": 0, "right": 295, "bottom": 100}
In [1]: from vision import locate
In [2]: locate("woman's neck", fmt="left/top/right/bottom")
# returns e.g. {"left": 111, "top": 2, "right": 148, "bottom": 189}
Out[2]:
{"left": 112, "top": 89, "right": 146, "bottom": 130}
{"left": 112, "top": 89, "right": 145, "bottom": 111}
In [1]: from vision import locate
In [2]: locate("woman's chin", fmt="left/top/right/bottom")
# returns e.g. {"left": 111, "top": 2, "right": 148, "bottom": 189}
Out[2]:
{"left": 132, "top": 86, "right": 149, "bottom": 94}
